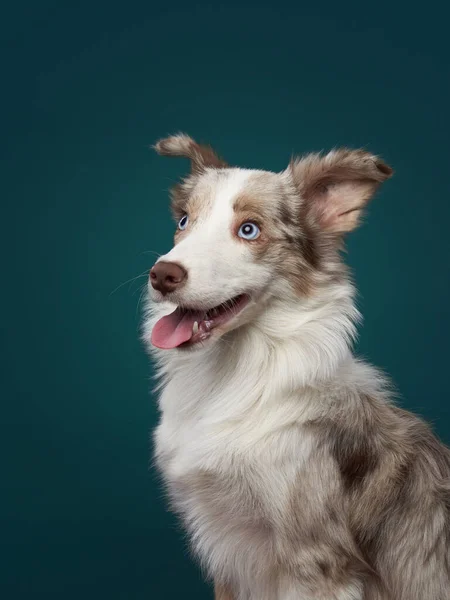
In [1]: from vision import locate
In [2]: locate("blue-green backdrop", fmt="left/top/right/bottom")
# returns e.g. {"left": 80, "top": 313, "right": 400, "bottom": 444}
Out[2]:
{"left": 2, "top": 1, "right": 450, "bottom": 598}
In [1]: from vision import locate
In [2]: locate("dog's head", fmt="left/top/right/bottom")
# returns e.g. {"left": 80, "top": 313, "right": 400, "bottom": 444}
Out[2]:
{"left": 149, "top": 134, "right": 392, "bottom": 350}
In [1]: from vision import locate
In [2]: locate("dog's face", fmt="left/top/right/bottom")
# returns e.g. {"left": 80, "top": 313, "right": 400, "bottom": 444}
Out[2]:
{"left": 149, "top": 134, "right": 392, "bottom": 350}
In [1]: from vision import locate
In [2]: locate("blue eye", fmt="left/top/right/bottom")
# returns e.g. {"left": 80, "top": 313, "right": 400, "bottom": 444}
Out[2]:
{"left": 178, "top": 215, "right": 189, "bottom": 230}
{"left": 238, "top": 222, "right": 260, "bottom": 240}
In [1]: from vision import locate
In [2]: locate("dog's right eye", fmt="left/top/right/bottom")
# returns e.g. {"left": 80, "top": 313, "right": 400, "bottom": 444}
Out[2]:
{"left": 178, "top": 215, "right": 189, "bottom": 230}
{"left": 238, "top": 222, "right": 260, "bottom": 240}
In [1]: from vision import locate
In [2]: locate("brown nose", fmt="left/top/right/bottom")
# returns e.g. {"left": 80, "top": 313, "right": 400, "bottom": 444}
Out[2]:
{"left": 150, "top": 261, "right": 187, "bottom": 295}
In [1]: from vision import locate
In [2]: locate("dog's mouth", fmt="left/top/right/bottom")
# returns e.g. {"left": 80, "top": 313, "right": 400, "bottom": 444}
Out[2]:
{"left": 151, "top": 294, "right": 250, "bottom": 349}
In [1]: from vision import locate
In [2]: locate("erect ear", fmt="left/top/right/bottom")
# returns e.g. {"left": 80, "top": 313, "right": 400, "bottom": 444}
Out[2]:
{"left": 290, "top": 148, "right": 393, "bottom": 234}
{"left": 153, "top": 133, "right": 228, "bottom": 173}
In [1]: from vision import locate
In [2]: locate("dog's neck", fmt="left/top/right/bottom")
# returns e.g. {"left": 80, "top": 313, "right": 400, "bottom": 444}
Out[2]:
{"left": 146, "top": 280, "right": 358, "bottom": 419}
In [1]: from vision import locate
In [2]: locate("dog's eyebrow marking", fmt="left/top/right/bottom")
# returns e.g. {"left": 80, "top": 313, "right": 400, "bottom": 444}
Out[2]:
{"left": 170, "top": 179, "right": 215, "bottom": 222}
{"left": 233, "top": 195, "right": 262, "bottom": 213}
{"left": 233, "top": 194, "right": 272, "bottom": 222}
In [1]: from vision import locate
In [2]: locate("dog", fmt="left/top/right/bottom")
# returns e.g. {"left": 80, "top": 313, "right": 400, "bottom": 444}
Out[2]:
{"left": 143, "top": 134, "right": 450, "bottom": 599}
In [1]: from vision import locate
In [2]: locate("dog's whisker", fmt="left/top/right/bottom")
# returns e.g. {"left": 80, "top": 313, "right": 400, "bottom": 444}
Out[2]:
{"left": 109, "top": 270, "right": 149, "bottom": 296}
{"left": 135, "top": 284, "right": 147, "bottom": 317}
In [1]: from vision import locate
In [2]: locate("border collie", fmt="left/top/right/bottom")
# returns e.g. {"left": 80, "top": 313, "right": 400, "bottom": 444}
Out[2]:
{"left": 143, "top": 134, "right": 450, "bottom": 600}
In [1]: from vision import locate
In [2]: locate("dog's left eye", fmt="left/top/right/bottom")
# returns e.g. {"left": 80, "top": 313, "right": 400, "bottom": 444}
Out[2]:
{"left": 238, "top": 222, "right": 260, "bottom": 240}
{"left": 178, "top": 214, "right": 189, "bottom": 230}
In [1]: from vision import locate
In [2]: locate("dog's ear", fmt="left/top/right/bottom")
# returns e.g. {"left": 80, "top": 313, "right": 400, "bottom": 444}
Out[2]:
{"left": 154, "top": 133, "right": 228, "bottom": 173}
{"left": 290, "top": 149, "right": 393, "bottom": 234}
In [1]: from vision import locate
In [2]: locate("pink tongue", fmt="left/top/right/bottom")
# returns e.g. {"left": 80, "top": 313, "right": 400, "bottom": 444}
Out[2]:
{"left": 151, "top": 308, "right": 203, "bottom": 349}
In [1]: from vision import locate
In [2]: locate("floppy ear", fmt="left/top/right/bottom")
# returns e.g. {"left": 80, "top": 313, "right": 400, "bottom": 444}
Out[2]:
{"left": 290, "top": 149, "right": 393, "bottom": 234}
{"left": 154, "top": 133, "right": 228, "bottom": 173}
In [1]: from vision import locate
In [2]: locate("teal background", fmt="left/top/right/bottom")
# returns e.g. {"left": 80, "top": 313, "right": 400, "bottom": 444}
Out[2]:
{"left": 2, "top": 1, "right": 450, "bottom": 598}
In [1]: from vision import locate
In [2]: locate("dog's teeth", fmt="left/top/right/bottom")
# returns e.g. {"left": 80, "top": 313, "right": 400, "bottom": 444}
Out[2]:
{"left": 192, "top": 321, "right": 199, "bottom": 335}
{"left": 201, "top": 320, "right": 212, "bottom": 332}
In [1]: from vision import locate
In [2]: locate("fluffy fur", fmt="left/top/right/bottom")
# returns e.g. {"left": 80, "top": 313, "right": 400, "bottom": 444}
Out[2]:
{"left": 143, "top": 135, "right": 450, "bottom": 599}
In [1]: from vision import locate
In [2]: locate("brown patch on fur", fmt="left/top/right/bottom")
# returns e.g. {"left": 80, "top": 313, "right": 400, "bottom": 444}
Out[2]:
{"left": 154, "top": 133, "right": 228, "bottom": 173}
{"left": 305, "top": 392, "right": 450, "bottom": 598}
{"left": 170, "top": 169, "right": 234, "bottom": 223}
{"left": 232, "top": 188, "right": 322, "bottom": 296}
{"left": 233, "top": 192, "right": 320, "bottom": 274}
{"left": 326, "top": 416, "right": 380, "bottom": 491}
{"left": 169, "top": 184, "right": 189, "bottom": 229}
{"left": 279, "top": 438, "right": 382, "bottom": 596}
{"left": 172, "top": 188, "right": 210, "bottom": 223}
{"left": 232, "top": 194, "right": 279, "bottom": 247}
{"left": 169, "top": 174, "right": 218, "bottom": 244}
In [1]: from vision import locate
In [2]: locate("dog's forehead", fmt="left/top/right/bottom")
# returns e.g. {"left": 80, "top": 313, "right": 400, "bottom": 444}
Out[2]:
{"left": 192, "top": 168, "right": 285, "bottom": 213}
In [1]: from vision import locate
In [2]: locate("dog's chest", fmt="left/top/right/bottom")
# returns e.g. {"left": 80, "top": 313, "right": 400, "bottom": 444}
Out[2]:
{"left": 155, "top": 404, "right": 261, "bottom": 490}
{"left": 154, "top": 381, "right": 317, "bottom": 586}
{"left": 154, "top": 366, "right": 271, "bottom": 481}
{"left": 154, "top": 412, "right": 277, "bottom": 583}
